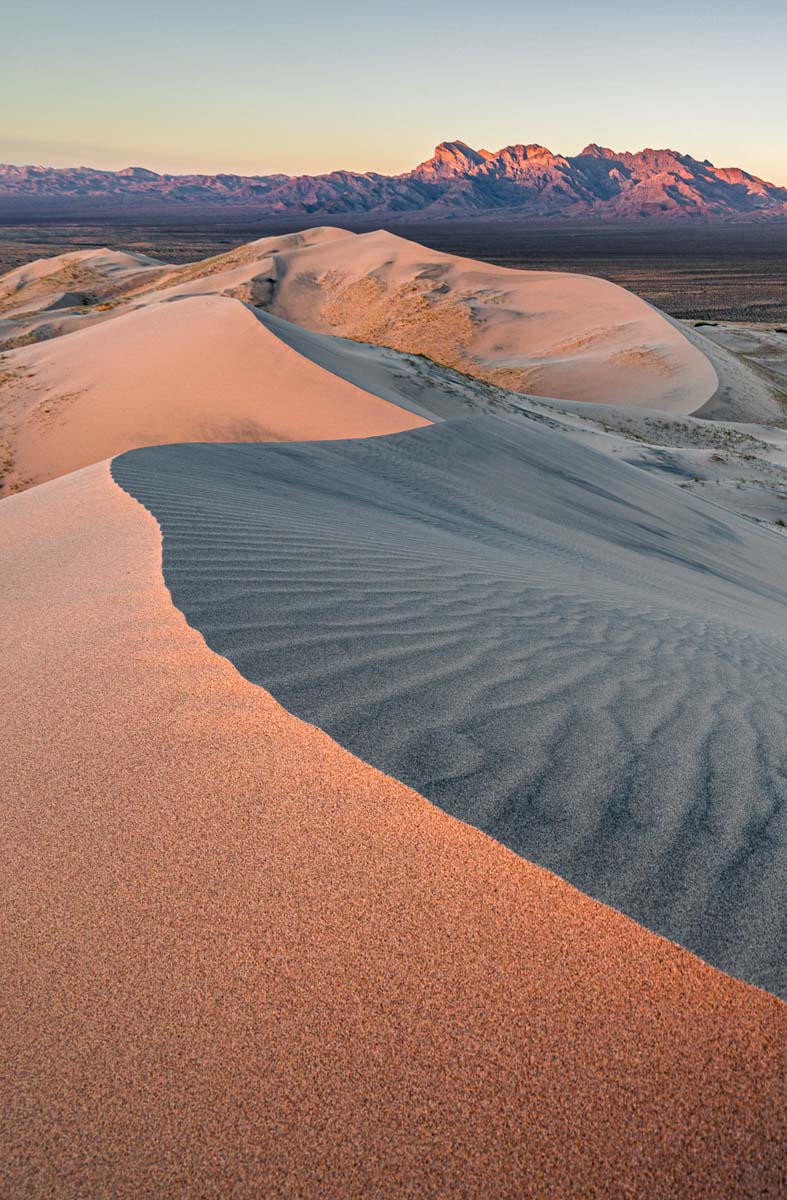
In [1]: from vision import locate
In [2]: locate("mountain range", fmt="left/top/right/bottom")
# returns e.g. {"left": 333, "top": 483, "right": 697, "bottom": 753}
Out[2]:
{"left": 2, "top": 140, "right": 786, "bottom": 220}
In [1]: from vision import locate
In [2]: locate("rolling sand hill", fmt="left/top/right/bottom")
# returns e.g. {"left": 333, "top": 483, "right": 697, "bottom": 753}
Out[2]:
{"left": 0, "top": 462, "right": 783, "bottom": 1199}
{"left": 0, "top": 227, "right": 729, "bottom": 494}
{"left": 258, "top": 228, "right": 719, "bottom": 408}
{"left": 124, "top": 226, "right": 719, "bottom": 409}
{"left": 0, "top": 246, "right": 166, "bottom": 316}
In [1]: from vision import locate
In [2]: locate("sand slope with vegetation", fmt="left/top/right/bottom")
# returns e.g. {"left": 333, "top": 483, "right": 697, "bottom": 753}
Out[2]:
{"left": 0, "top": 226, "right": 727, "bottom": 493}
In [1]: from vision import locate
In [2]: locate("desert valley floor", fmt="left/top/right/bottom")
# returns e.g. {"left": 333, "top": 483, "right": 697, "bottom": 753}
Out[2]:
{"left": 1, "top": 227, "right": 785, "bottom": 1198}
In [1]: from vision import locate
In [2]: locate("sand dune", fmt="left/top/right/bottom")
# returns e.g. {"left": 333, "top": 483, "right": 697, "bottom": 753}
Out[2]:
{"left": 498, "top": 392, "right": 787, "bottom": 529}
{"left": 0, "top": 246, "right": 165, "bottom": 316}
{"left": 0, "top": 227, "right": 350, "bottom": 321}
{"left": 0, "top": 229, "right": 363, "bottom": 371}
{"left": 665, "top": 316, "right": 786, "bottom": 423}
{"left": 140, "top": 225, "right": 352, "bottom": 300}
{"left": 259, "top": 228, "right": 718, "bottom": 410}
{"left": 0, "top": 293, "right": 428, "bottom": 493}
{"left": 0, "top": 229, "right": 720, "bottom": 494}
{"left": 0, "top": 461, "right": 783, "bottom": 1199}
{"left": 2, "top": 227, "right": 784, "bottom": 1195}
{"left": 114, "top": 415, "right": 787, "bottom": 996}
{"left": 128, "top": 227, "right": 718, "bottom": 411}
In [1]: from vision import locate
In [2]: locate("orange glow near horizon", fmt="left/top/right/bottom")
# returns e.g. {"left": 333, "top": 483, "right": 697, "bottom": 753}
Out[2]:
{"left": 1, "top": 1, "right": 785, "bottom": 188}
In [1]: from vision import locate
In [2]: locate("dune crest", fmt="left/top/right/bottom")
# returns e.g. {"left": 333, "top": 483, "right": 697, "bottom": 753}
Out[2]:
{"left": 0, "top": 461, "right": 783, "bottom": 1198}
{"left": 113, "top": 415, "right": 787, "bottom": 996}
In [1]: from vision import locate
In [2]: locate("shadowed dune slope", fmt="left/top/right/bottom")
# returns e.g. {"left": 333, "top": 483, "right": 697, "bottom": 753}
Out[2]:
{"left": 0, "top": 292, "right": 427, "bottom": 493}
{"left": 113, "top": 415, "right": 787, "bottom": 996}
{"left": 0, "top": 462, "right": 784, "bottom": 1198}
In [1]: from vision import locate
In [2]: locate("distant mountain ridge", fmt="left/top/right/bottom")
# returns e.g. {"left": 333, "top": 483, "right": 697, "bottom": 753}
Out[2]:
{"left": 2, "top": 140, "right": 786, "bottom": 220}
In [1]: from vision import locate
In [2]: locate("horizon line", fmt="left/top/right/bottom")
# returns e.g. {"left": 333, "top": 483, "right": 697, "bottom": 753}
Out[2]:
{"left": 1, "top": 139, "right": 785, "bottom": 189}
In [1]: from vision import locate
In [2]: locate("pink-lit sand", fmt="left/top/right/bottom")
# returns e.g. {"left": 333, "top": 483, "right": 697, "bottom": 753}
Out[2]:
{"left": 0, "top": 292, "right": 428, "bottom": 493}
{"left": 0, "top": 225, "right": 720, "bottom": 495}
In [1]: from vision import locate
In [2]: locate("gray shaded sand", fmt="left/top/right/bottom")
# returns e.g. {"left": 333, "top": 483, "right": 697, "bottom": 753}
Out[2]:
{"left": 670, "top": 316, "right": 787, "bottom": 424}
{"left": 113, "top": 415, "right": 787, "bottom": 996}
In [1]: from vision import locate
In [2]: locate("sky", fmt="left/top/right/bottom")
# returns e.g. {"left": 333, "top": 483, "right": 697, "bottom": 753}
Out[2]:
{"left": 2, "top": 0, "right": 786, "bottom": 185}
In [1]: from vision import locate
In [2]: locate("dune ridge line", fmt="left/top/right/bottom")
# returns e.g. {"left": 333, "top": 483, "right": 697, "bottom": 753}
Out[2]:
{"left": 0, "top": 459, "right": 783, "bottom": 1197}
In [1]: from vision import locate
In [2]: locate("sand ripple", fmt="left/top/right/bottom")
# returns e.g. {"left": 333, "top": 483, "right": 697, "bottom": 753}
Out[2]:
{"left": 114, "top": 415, "right": 787, "bottom": 996}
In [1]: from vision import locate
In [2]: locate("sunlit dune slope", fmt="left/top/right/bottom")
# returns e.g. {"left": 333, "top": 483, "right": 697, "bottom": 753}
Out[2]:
{"left": 0, "top": 462, "right": 783, "bottom": 1199}
{"left": 259, "top": 228, "right": 718, "bottom": 410}
{"left": 0, "top": 292, "right": 428, "bottom": 493}
{"left": 0, "top": 226, "right": 718, "bottom": 488}
{"left": 127, "top": 227, "right": 717, "bottom": 411}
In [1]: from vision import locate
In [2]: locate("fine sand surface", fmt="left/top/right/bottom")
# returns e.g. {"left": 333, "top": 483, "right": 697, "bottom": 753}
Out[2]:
{"left": 0, "top": 461, "right": 784, "bottom": 1199}
{"left": 0, "top": 293, "right": 428, "bottom": 493}
{"left": 114, "top": 415, "right": 787, "bottom": 996}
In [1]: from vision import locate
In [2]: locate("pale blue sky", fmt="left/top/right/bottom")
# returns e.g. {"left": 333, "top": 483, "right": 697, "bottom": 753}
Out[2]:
{"left": 2, "top": 0, "right": 785, "bottom": 183}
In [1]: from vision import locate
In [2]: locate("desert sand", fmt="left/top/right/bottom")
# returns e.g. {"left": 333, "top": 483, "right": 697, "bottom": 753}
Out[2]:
{"left": 0, "top": 226, "right": 726, "bottom": 494}
{"left": 2, "top": 225, "right": 785, "bottom": 1196}
{"left": 114, "top": 415, "right": 787, "bottom": 996}
{"left": 0, "top": 461, "right": 783, "bottom": 1199}
{"left": 0, "top": 246, "right": 166, "bottom": 316}
{"left": 124, "top": 226, "right": 719, "bottom": 408}
{"left": 665, "top": 316, "right": 787, "bottom": 423}
{"left": 0, "top": 293, "right": 428, "bottom": 492}
{"left": 260, "top": 228, "right": 719, "bottom": 409}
